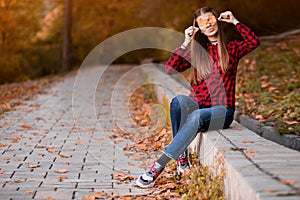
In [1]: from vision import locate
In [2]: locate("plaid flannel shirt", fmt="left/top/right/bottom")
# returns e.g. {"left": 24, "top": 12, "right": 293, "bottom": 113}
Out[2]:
{"left": 165, "top": 23, "right": 260, "bottom": 109}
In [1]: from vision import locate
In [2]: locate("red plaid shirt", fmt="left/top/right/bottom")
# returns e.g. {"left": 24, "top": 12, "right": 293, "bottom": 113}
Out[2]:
{"left": 165, "top": 23, "right": 260, "bottom": 109}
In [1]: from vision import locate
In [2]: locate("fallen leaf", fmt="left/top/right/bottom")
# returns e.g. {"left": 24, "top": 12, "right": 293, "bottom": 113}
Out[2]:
{"left": 3, "top": 157, "right": 10, "bottom": 161}
{"left": 75, "top": 141, "right": 85, "bottom": 145}
{"left": 35, "top": 117, "right": 44, "bottom": 121}
{"left": 0, "top": 143, "right": 7, "bottom": 147}
{"left": 19, "top": 122, "right": 33, "bottom": 129}
{"left": 58, "top": 176, "right": 67, "bottom": 182}
{"left": 244, "top": 149, "right": 257, "bottom": 154}
{"left": 47, "top": 149, "right": 58, "bottom": 154}
{"left": 55, "top": 169, "right": 68, "bottom": 174}
{"left": 59, "top": 154, "right": 70, "bottom": 158}
{"left": 24, "top": 190, "right": 34, "bottom": 194}
{"left": 28, "top": 164, "right": 40, "bottom": 168}
{"left": 279, "top": 180, "right": 295, "bottom": 185}
{"left": 82, "top": 192, "right": 107, "bottom": 200}
{"left": 242, "top": 140, "right": 254, "bottom": 144}
{"left": 5, "top": 137, "right": 21, "bottom": 142}
{"left": 230, "top": 147, "right": 246, "bottom": 151}
{"left": 0, "top": 170, "right": 4, "bottom": 174}
{"left": 283, "top": 120, "right": 299, "bottom": 125}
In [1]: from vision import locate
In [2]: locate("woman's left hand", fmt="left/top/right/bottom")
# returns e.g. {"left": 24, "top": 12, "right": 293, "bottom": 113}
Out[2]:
{"left": 218, "top": 11, "right": 239, "bottom": 25}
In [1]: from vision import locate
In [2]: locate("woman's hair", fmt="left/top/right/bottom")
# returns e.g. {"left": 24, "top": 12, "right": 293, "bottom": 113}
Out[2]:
{"left": 190, "top": 7, "right": 229, "bottom": 84}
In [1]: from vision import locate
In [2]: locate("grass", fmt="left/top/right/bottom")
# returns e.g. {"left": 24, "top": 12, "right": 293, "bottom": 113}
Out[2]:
{"left": 236, "top": 35, "right": 300, "bottom": 135}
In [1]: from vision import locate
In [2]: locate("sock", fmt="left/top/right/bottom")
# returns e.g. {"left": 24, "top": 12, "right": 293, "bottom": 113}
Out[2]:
{"left": 156, "top": 153, "right": 171, "bottom": 168}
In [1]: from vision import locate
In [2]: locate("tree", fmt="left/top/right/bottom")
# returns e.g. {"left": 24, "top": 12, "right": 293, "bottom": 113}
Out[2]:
{"left": 62, "top": 0, "right": 72, "bottom": 72}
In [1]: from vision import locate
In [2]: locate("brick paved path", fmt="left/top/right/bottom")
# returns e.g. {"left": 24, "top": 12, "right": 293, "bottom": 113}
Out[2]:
{"left": 0, "top": 65, "right": 148, "bottom": 199}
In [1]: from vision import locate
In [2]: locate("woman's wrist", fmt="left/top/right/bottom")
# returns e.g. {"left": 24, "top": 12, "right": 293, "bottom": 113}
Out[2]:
{"left": 233, "top": 19, "right": 240, "bottom": 26}
{"left": 181, "top": 44, "right": 187, "bottom": 49}
{"left": 181, "top": 41, "right": 190, "bottom": 49}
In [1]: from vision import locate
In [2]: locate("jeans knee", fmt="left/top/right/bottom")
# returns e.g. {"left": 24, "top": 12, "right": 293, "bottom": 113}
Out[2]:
{"left": 187, "top": 110, "right": 200, "bottom": 125}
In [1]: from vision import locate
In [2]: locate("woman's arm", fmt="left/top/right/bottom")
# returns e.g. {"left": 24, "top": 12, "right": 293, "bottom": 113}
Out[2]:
{"left": 218, "top": 11, "right": 260, "bottom": 58}
{"left": 234, "top": 23, "right": 260, "bottom": 58}
{"left": 165, "top": 47, "right": 191, "bottom": 74}
{"left": 165, "top": 26, "right": 199, "bottom": 74}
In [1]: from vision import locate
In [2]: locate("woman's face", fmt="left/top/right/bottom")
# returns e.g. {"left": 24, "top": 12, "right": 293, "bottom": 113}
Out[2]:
{"left": 196, "top": 12, "right": 218, "bottom": 37}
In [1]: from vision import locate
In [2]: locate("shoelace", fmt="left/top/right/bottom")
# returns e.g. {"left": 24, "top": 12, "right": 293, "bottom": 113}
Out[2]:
{"left": 177, "top": 157, "right": 187, "bottom": 166}
{"left": 148, "top": 163, "right": 158, "bottom": 176}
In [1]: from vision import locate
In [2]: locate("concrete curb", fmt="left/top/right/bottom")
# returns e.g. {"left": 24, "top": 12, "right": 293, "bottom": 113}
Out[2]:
{"left": 239, "top": 116, "right": 300, "bottom": 151}
{"left": 142, "top": 64, "right": 300, "bottom": 200}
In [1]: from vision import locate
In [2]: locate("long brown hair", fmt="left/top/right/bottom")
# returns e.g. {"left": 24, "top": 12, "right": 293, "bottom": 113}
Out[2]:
{"left": 190, "top": 7, "right": 229, "bottom": 84}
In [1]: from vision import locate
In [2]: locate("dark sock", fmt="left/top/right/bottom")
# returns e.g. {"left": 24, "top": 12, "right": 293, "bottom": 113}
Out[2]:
{"left": 156, "top": 153, "right": 172, "bottom": 168}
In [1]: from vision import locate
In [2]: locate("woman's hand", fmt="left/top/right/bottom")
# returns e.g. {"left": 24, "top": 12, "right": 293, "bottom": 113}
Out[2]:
{"left": 218, "top": 11, "right": 239, "bottom": 25}
{"left": 182, "top": 26, "right": 199, "bottom": 47}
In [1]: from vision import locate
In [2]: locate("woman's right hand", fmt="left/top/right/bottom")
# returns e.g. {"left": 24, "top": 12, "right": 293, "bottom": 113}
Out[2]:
{"left": 183, "top": 26, "right": 199, "bottom": 46}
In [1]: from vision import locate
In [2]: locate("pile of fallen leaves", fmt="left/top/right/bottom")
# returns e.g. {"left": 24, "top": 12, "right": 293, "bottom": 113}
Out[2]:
{"left": 236, "top": 34, "right": 300, "bottom": 135}
{"left": 0, "top": 76, "right": 62, "bottom": 115}
{"left": 101, "top": 85, "right": 225, "bottom": 200}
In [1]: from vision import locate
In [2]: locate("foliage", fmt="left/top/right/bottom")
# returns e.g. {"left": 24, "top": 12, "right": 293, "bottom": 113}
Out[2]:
{"left": 113, "top": 84, "right": 225, "bottom": 199}
{"left": 236, "top": 35, "right": 300, "bottom": 135}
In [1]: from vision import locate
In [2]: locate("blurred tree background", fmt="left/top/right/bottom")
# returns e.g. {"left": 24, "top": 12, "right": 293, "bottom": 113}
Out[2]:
{"left": 0, "top": 0, "right": 299, "bottom": 84}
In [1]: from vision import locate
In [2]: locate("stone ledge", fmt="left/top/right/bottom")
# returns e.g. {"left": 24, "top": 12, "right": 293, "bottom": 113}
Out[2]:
{"left": 239, "top": 115, "right": 300, "bottom": 151}
{"left": 142, "top": 64, "right": 300, "bottom": 200}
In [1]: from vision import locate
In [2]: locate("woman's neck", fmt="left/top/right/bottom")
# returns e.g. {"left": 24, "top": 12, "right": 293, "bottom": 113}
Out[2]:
{"left": 208, "top": 36, "right": 218, "bottom": 44}
{"left": 208, "top": 37, "right": 218, "bottom": 45}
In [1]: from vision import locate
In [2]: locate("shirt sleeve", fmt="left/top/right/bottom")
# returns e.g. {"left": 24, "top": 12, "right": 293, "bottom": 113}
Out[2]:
{"left": 235, "top": 23, "right": 260, "bottom": 59}
{"left": 165, "top": 47, "right": 192, "bottom": 74}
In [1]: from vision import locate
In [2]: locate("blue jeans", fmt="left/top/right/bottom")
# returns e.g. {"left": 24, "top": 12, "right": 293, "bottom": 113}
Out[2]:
{"left": 164, "top": 95, "right": 234, "bottom": 160}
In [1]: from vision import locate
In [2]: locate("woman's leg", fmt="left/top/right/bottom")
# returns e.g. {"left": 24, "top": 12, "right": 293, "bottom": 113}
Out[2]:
{"left": 170, "top": 95, "right": 199, "bottom": 137}
{"left": 165, "top": 106, "right": 234, "bottom": 159}
{"left": 136, "top": 106, "right": 234, "bottom": 188}
{"left": 169, "top": 95, "right": 199, "bottom": 170}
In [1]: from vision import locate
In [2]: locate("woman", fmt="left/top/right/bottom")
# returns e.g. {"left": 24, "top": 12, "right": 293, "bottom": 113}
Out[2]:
{"left": 136, "top": 7, "right": 259, "bottom": 188}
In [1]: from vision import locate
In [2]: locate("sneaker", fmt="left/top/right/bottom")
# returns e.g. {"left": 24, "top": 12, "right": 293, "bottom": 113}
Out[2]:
{"left": 136, "top": 161, "right": 164, "bottom": 188}
{"left": 176, "top": 151, "right": 190, "bottom": 175}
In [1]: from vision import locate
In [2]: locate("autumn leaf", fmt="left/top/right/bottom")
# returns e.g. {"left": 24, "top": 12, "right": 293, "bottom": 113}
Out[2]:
{"left": 283, "top": 120, "right": 299, "bottom": 125}
{"left": 279, "top": 180, "right": 295, "bottom": 185}
{"left": 75, "top": 141, "right": 85, "bottom": 145}
{"left": 58, "top": 176, "right": 67, "bottom": 182}
{"left": 55, "top": 169, "right": 68, "bottom": 174}
{"left": 244, "top": 149, "right": 257, "bottom": 154}
{"left": 19, "top": 122, "right": 33, "bottom": 129}
{"left": 24, "top": 190, "right": 34, "bottom": 194}
{"left": 0, "top": 170, "right": 4, "bottom": 174}
{"left": 82, "top": 192, "right": 107, "bottom": 200}
{"left": 47, "top": 149, "right": 58, "bottom": 154}
{"left": 5, "top": 137, "right": 21, "bottom": 142}
{"left": 28, "top": 164, "right": 40, "bottom": 168}
{"left": 0, "top": 143, "right": 8, "bottom": 147}
{"left": 242, "top": 140, "right": 254, "bottom": 144}
{"left": 59, "top": 154, "right": 70, "bottom": 158}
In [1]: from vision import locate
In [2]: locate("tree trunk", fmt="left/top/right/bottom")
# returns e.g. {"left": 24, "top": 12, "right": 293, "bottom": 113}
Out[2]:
{"left": 62, "top": 0, "right": 72, "bottom": 72}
